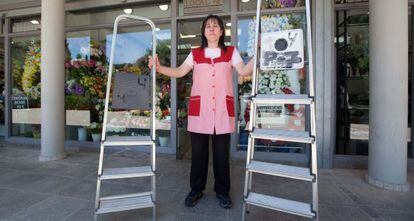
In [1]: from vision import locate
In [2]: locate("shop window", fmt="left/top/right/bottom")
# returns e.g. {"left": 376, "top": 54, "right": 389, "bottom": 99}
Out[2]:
{"left": 336, "top": 9, "right": 369, "bottom": 155}
{"left": 66, "top": 1, "right": 171, "bottom": 27}
{"left": 12, "top": 16, "right": 41, "bottom": 33}
{"left": 237, "top": 13, "right": 308, "bottom": 153}
{"left": 65, "top": 24, "right": 171, "bottom": 143}
{"left": 11, "top": 36, "right": 41, "bottom": 137}
{"left": 239, "top": 0, "right": 306, "bottom": 12}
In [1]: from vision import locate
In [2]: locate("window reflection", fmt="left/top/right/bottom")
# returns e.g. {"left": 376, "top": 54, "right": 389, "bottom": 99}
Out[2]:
{"left": 65, "top": 25, "right": 171, "bottom": 143}
{"left": 336, "top": 9, "right": 369, "bottom": 155}
{"left": 11, "top": 37, "right": 41, "bottom": 138}
{"left": 237, "top": 13, "right": 308, "bottom": 153}
{"left": 239, "top": 0, "right": 306, "bottom": 11}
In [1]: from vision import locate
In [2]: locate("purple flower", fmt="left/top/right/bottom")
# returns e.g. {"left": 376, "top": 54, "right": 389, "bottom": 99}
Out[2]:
{"left": 279, "top": 0, "right": 296, "bottom": 7}
{"left": 65, "top": 61, "right": 72, "bottom": 68}
{"left": 65, "top": 84, "right": 73, "bottom": 94}
{"left": 74, "top": 84, "right": 85, "bottom": 95}
{"left": 65, "top": 82, "right": 84, "bottom": 95}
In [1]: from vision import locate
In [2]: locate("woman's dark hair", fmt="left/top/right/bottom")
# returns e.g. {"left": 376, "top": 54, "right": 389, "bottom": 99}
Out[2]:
{"left": 200, "top": 14, "right": 226, "bottom": 52}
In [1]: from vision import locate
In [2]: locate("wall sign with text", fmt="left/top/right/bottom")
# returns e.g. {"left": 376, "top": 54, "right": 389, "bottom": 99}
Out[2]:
{"left": 12, "top": 95, "right": 29, "bottom": 109}
{"left": 183, "top": 0, "right": 224, "bottom": 14}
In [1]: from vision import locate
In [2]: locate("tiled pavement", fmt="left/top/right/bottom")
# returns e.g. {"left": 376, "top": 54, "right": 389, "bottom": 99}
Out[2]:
{"left": 0, "top": 143, "right": 413, "bottom": 221}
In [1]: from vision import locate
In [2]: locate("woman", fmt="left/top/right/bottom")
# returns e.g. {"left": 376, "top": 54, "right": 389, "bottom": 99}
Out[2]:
{"left": 149, "top": 14, "right": 254, "bottom": 209}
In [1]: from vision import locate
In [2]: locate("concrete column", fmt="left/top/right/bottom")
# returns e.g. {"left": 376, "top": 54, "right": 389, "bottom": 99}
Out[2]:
{"left": 314, "top": 0, "right": 335, "bottom": 169}
{"left": 39, "top": 0, "right": 66, "bottom": 161}
{"left": 366, "top": 0, "right": 410, "bottom": 191}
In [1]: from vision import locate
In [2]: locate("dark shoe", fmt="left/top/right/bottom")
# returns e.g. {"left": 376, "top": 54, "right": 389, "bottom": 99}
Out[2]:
{"left": 185, "top": 190, "right": 203, "bottom": 207}
{"left": 216, "top": 193, "right": 233, "bottom": 209}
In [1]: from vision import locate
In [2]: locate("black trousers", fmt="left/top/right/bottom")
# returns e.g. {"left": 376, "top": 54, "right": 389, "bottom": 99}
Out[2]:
{"left": 190, "top": 132, "right": 230, "bottom": 195}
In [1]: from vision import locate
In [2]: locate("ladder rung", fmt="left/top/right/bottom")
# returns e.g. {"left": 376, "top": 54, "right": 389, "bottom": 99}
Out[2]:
{"left": 252, "top": 94, "right": 313, "bottom": 105}
{"left": 103, "top": 135, "right": 154, "bottom": 146}
{"left": 245, "top": 192, "right": 315, "bottom": 219}
{"left": 251, "top": 128, "right": 314, "bottom": 144}
{"left": 96, "top": 193, "right": 154, "bottom": 214}
{"left": 100, "top": 166, "right": 154, "bottom": 180}
{"left": 248, "top": 161, "right": 314, "bottom": 182}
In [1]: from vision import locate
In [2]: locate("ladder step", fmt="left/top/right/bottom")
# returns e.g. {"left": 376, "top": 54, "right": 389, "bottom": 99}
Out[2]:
{"left": 100, "top": 166, "right": 154, "bottom": 180}
{"left": 248, "top": 161, "right": 314, "bottom": 182}
{"left": 96, "top": 192, "right": 154, "bottom": 214}
{"left": 251, "top": 128, "right": 314, "bottom": 144}
{"left": 245, "top": 192, "right": 315, "bottom": 219}
{"left": 252, "top": 94, "right": 313, "bottom": 105}
{"left": 103, "top": 135, "right": 154, "bottom": 146}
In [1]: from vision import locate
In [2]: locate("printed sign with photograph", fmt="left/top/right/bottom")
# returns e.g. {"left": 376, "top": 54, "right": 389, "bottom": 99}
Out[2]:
{"left": 260, "top": 29, "right": 304, "bottom": 70}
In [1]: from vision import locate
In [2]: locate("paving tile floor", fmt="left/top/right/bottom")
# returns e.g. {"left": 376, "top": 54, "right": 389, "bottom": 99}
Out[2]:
{"left": 0, "top": 143, "right": 413, "bottom": 221}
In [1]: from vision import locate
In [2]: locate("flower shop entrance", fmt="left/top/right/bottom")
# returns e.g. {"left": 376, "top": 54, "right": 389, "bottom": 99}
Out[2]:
{"left": 175, "top": 10, "right": 313, "bottom": 166}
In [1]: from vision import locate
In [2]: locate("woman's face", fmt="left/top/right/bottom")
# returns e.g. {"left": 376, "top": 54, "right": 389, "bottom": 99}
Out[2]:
{"left": 204, "top": 18, "right": 223, "bottom": 44}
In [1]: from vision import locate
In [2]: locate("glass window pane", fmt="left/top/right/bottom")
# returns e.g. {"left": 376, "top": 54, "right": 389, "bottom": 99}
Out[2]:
{"left": 237, "top": 13, "right": 308, "bottom": 152}
{"left": 67, "top": 1, "right": 171, "bottom": 27}
{"left": 336, "top": 9, "right": 369, "bottom": 155}
{"left": 239, "top": 0, "right": 306, "bottom": 11}
{"left": 65, "top": 24, "right": 171, "bottom": 143}
{"left": 11, "top": 36, "right": 41, "bottom": 138}
{"left": 12, "top": 17, "right": 41, "bottom": 33}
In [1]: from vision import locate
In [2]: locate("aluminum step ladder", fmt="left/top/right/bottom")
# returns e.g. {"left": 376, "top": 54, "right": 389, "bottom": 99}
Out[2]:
{"left": 242, "top": 0, "right": 318, "bottom": 220}
{"left": 94, "top": 14, "right": 157, "bottom": 221}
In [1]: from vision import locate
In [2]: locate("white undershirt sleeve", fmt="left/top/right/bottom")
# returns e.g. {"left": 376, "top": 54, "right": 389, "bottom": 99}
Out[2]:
{"left": 183, "top": 52, "right": 193, "bottom": 69}
{"left": 231, "top": 48, "right": 244, "bottom": 68}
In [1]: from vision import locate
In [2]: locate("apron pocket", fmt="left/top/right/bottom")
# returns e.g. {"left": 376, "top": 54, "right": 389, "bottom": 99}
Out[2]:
{"left": 226, "top": 95, "right": 235, "bottom": 117}
{"left": 188, "top": 96, "right": 201, "bottom": 116}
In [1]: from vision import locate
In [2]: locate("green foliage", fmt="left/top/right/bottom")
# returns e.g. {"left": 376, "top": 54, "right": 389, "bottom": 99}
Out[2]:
{"left": 65, "top": 94, "right": 91, "bottom": 110}
{"left": 136, "top": 40, "right": 171, "bottom": 80}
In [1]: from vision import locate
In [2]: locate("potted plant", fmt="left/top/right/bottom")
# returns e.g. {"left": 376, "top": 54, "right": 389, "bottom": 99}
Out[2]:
{"left": 157, "top": 129, "right": 170, "bottom": 147}
{"left": 87, "top": 122, "right": 102, "bottom": 142}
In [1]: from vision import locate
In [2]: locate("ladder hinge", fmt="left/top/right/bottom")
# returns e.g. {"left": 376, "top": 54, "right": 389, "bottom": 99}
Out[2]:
{"left": 311, "top": 174, "right": 316, "bottom": 182}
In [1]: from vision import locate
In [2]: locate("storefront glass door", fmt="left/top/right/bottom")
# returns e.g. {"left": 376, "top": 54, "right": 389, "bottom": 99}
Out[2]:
{"left": 236, "top": 13, "right": 309, "bottom": 155}
{"left": 176, "top": 17, "right": 231, "bottom": 159}
{"left": 335, "top": 9, "right": 370, "bottom": 155}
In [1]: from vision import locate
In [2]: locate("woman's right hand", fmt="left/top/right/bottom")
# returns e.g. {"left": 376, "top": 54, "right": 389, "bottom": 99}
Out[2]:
{"left": 148, "top": 55, "right": 161, "bottom": 70}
